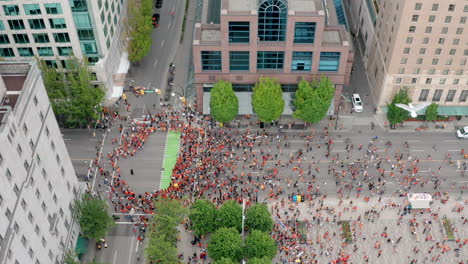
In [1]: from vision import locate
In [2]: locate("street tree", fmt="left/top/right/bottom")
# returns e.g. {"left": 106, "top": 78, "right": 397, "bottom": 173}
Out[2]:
{"left": 244, "top": 230, "right": 277, "bottom": 259}
{"left": 217, "top": 200, "right": 242, "bottom": 232}
{"left": 75, "top": 193, "right": 115, "bottom": 241}
{"left": 215, "top": 258, "right": 236, "bottom": 264}
{"left": 252, "top": 77, "right": 284, "bottom": 123}
{"left": 208, "top": 227, "right": 243, "bottom": 262}
{"left": 245, "top": 204, "right": 273, "bottom": 232}
{"left": 37, "top": 57, "right": 105, "bottom": 128}
{"left": 145, "top": 235, "right": 180, "bottom": 264}
{"left": 293, "top": 77, "right": 335, "bottom": 123}
{"left": 425, "top": 103, "right": 438, "bottom": 121}
{"left": 387, "top": 88, "right": 411, "bottom": 125}
{"left": 248, "top": 257, "right": 272, "bottom": 264}
{"left": 189, "top": 199, "right": 218, "bottom": 236}
{"left": 210, "top": 80, "right": 239, "bottom": 123}
{"left": 127, "top": 0, "right": 153, "bottom": 62}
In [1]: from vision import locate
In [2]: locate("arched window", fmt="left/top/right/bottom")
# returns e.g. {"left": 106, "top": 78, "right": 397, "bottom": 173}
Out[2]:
{"left": 258, "top": 0, "right": 287, "bottom": 41}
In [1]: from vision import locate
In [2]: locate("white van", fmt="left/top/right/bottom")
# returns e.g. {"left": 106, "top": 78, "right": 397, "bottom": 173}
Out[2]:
{"left": 457, "top": 126, "right": 468, "bottom": 139}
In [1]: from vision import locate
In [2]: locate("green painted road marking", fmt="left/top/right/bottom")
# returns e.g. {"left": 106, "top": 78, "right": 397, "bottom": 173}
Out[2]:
{"left": 160, "top": 131, "right": 181, "bottom": 190}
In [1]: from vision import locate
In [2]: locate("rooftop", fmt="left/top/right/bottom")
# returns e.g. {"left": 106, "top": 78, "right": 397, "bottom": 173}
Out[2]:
{"left": 226, "top": 0, "right": 320, "bottom": 13}
{"left": 0, "top": 63, "right": 31, "bottom": 125}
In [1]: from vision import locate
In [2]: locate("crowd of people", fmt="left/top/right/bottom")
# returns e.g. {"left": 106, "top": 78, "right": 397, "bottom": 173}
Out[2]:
{"left": 84, "top": 98, "right": 468, "bottom": 263}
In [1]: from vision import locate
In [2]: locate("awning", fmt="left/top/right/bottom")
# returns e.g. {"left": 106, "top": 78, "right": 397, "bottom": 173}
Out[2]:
{"left": 75, "top": 235, "right": 89, "bottom": 258}
{"left": 381, "top": 105, "right": 468, "bottom": 116}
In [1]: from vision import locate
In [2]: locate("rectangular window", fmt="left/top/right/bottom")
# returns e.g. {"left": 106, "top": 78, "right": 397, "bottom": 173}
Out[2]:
{"left": 409, "top": 26, "right": 416, "bottom": 33}
{"left": 446, "top": 90, "right": 456, "bottom": 102}
{"left": 461, "top": 17, "right": 467, "bottom": 24}
{"left": 318, "top": 52, "right": 340, "bottom": 72}
{"left": 448, "top": 4, "right": 455, "bottom": 12}
{"left": 45, "top": 3, "right": 63, "bottom": 14}
{"left": 57, "top": 46, "right": 73, "bottom": 56}
{"left": 229, "top": 51, "right": 249, "bottom": 71}
{"left": 425, "top": 26, "right": 432, "bottom": 33}
{"left": 459, "top": 90, "right": 468, "bottom": 102}
{"left": 453, "top": 79, "right": 459, "bottom": 85}
{"left": 73, "top": 13, "right": 92, "bottom": 28}
{"left": 445, "top": 16, "right": 452, "bottom": 23}
{"left": 33, "top": 33, "right": 50, "bottom": 43}
{"left": 415, "top": 3, "right": 422, "bottom": 10}
{"left": 441, "top": 27, "right": 448, "bottom": 34}
{"left": 8, "top": 20, "right": 25, "bottom": 30}
{"left": 456, "top": 28, "right": 463, "bottom": 34}
{"left": 450, "top": 49, "right": 456, "bottom": 55}
{"left": 425, "top": 78, "right": 432, "bottom": 84}
{"left": 49, "top": 18, "right": 66, "bottom": 29}
{"left": 406, "top": 37, "right": 413, "bottom": 44}
{"left": 23, "top": 4, "right": 41, "bottom": 15}
{"left": 0, "top": 35, "right": 10, "bottom": 44}
{"left": 70, "top": 0, "right": 88, "bottom": 12}
{"left": 228, "top": 22, "right": 249, "bottom": 43}
{"left": 294, "top": 22, "right": 316, "bottom": 43}
{"left": 3, "top": 5, "right": 20, "bottom": 16}
{"left": 80, "top": 42, "right": 97, "bottom": 55}
{"left": 438, "top": 38, "right": 445, "bottom": 44}
{"left": 257, "top": 51, "right": 284, "bottom": 70}
{"left": 291, "top": 52, "right": 312, "bottom": 71}
{"left": 416, "top": 58, "right": 423, "bottom": 64}
{"left": 401, "top": 58, "right": 407, "bottom": 64}
{"left": 422, "top": 37, "right": 429, "bottom": 44}
{"left": 453, "top": 38, "right": 460, "bottom": 45}
{"left": 37, "top": 47, "right": 54, "bottom": 56}
{"left": 432, "top": 89, "right": 443, "bottom": 102}
{"left": 442, "top": 69, "right": 449, "bottom": 75}
{"left": 403, "top": 48, "right": 410, "bottom": 54}
{"left": 428, "top": 15, "right": 435, "bottom": 22}
{"left": 18, "top": 47, "right": 33, "bottom": 57}
{"left": 419, "top": 48, "right": 426, "bottom": 55}
{"left": 28, "top": 19, "right": 45, "bottom": 29}
{"left": 411, "top": 15, "right": 419, "bottom": 22}
{"left": 77, "top": 29, "right": 94, "bottom": 40}
{"left": 0, "top": 48, "right": 15, "bottom": 57}
{"left": 419, "top": 89, "right": 429, "bottom": 101}
{"left": 0, "top": 21, "right": 4, "bottom": 31}
{"left": 53, "top": 33, "right": 70, "bottom": 43}
{"left": 435, "top": 48, "right": 441, "bottom": 55}
{"left": 201, "top": 51, "right": 222, "bottom": 71}
{"left": 13, "top": 34, "right": 29, "bottom": 44}
{"left": 439, "top": 78, "right": 446, "bottom": 85}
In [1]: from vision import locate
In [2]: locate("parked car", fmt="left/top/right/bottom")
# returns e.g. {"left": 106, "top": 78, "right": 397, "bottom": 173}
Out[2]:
{"left": 352, "top": 93, "right": 363, "bottom": 112}
{"left": 155, "top": 0, "right": 163, "bottom": 8}
{"left": 457, "top": 126, "right": 468, "bottom": 139}
{"left": 152, "top": 13, "right": 160, "bottom": 28}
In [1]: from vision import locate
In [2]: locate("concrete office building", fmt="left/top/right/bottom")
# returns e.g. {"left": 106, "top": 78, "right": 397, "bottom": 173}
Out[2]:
{"left": 193, "top": 0, "right": 354, "bottom": 114}
{"left": 0, "top": 62, "right": 82, "bottom": 264}
{"left": 348, "top": 0, "right": 468, "bottom": 113}
{"left": 0, "top": 0, "right": 129, "bottom": 99}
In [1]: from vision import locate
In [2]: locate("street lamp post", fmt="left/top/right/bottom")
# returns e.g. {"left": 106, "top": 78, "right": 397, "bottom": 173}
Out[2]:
{"left": 334, "top": 104, "right": 342, "bottom": 130}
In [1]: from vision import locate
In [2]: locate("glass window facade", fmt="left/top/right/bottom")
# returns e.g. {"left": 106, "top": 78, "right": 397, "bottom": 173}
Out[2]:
{"left": 0, "top": 21, "right": 5, "bottom": 31}
{"left": 23, "top": 4, "right": 41, "bottom": 15}
{"left": 294, "top": 22, "right": 316, "bottom": 43}
{"left": 73, "top": 13, "right": 91, "bottom": 28}
{"left": 3, "top": 5, "right": 20, "bottom": 16}
{"left": 291, "top": 52, "right": 312, "bottom": 71}
{"left": 432, "top": 89, "right": 443, "bottom": 102}
{"left": 0, "top": 48, "right": 15, "bottom": 57}
{"left": 446, "top": 90, "right": 456, "bottom": 102}
{"left": 53, "top": 33, "right": 70, "bottom": 43}
{"left": 49, "top": 18, "right": 66, "bottom": 29}
{"left": 419, "top": 89, "right": 429, "bottom": 101}
{"left": 57, "top": 46, "right": 73, "bottom": 56}
{"left": 37, "top": 47, "right": 54, "bottom": 56}
{"left": 228, "top": 22, "right": 249, "bottom": 43}
{"left": 80, "top": 42, "right": 97, "bottom": 54}
{"left": 13, "top": 34, "right": 29, "bottom": 44}
{"left": 229, "top": 51, "right": 249, "bottom": 71}
{"left": 44, "top": 3, "right": 63, "bottom": 14}
{"left": 77, "top": 29, "right": 94, "bottom": 40}
{"left": 319, "top": 52, "right": 340, "bottom": 71}
{"left": 257, "top": 51, "right": 284, "bottom": 69}
{"left": 70, "top": 0, "right": 88, "bottom": 12}
{"left": 33, "top": 33, "right": 50, "bottom": 43}
{"left": 28, "top": 19, "right": 46, "bottom": 29}
{"left": 201, "top": 51, "right": 222, "bottom": 71}
{"left": 8, "top": 20, "right": 25, "bottom": 30}
{"left": 0, "top": 35, "right": 9, "bottom": 44}
{"left": 258, "top": 0, "right": 287, "bottom": 41}
{"left": 17, "top": 47, "right": 34, "bottom": 57}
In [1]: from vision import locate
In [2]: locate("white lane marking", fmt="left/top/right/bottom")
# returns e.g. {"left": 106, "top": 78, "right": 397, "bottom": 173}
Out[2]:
{"left": 161, "top": 40, "right": 165, "bottom": 47}
{"left": 136, "top": 240, "right": 140, "bottom": 252}
{"left": 153, "top": 59, "right": 158, "bottom": 68}
{"left": 128, "top": 234, "right": 135, "bottom": 264}
{"left": 168, "top": 22, "right": 171, "bottom": 28}
{"left": 113, "top": 250, "right": 118, "bottom": 264}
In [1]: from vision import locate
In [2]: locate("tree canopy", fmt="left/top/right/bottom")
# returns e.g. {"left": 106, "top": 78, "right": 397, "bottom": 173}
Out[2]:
{"left": 425, "top": 103, "right": 438, "bottom": 121}
{"left": 215, "top": 258, "right": 237, "bottom": 264}
{"left": 217, "top": 200, "right": 242, "bottom": 232}
{"left": 245, "top": 204, "right": 273, "bottom": 232}
{"left": 252, "top": 77, "right": 284, "bottom": 123}
{"left": 38, "top": 57, "right": 105, "bottom": 128}
{"left": 75, "top": 193, "right": 115, "bottom": 241}
{"left": 244, "top": 230, "right": 277, "bottom": 259}
{"left": 189, "top": 199, "right": 218, "bottom": 236}
{"left": 127, "top": 0, "right": 153, "bottom": 62}
{"left": 293, "top": 77, "right": 335, "bottom": 123}
{"left": 248, "top": 257, "right": 273, "bottom": 264}
{"left": 208, "top": 227, "right": 243, "bottom": 262}
{"left": 145, "top": 235, "right": 181, "bottom": 264}
{"left": 210, "top": 80, "right": 239, "bottom": 123}
{"left": 387, "top": 88, "right": 411, "bottom": 125}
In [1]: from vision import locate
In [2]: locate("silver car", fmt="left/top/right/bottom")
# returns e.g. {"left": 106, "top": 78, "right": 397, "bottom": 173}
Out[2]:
{"left": 352, "top": 94, "right": 363, "bottom": 112}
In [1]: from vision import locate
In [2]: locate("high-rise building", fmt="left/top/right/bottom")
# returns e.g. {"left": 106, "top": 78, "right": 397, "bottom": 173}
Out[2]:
{"left": 0, "top": 62, "right": 82, "bottom": 264}
{"left": 193, "top": 0, "right": 354, "bottom": 114}
{"left": 348, "top": 0, "right": 468, "bottom": 113}
{"left": 0, "top": 0, "right": 129, "bottom": 98}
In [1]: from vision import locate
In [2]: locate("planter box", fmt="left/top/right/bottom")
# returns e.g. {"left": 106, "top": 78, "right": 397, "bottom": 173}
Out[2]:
{"left": 442, "top": 219, "right": 455, "bottom": 241}
{"left": 340, "top": 221, "right": 353, "bottom": 243}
